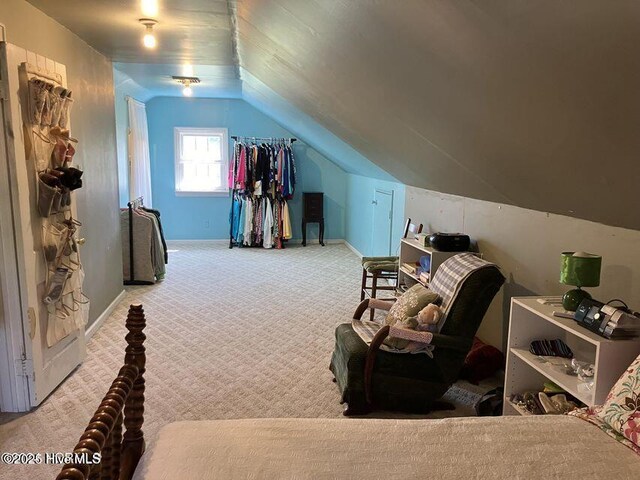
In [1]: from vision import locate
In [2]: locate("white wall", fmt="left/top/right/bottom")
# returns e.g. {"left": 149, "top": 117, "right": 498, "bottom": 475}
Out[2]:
{"left": 405, "top": 186, "right": 640, "bottom": 350}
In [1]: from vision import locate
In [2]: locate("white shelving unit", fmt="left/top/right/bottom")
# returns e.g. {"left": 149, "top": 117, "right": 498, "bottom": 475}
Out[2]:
{"left": 398, "top": 238, "right": 463, "bottom": 289}
{"left": 503, "top": 297, "right": 640, "bottom": 416}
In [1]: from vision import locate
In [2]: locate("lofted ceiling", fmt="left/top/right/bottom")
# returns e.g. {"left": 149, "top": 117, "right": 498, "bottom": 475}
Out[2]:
{"left": 26, "top": 0, "right": 640, "bottom": 230}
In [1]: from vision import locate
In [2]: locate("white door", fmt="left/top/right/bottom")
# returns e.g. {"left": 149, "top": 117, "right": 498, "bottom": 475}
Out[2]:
{"left": 0, "top": 42, "right": 85, "bottom": 412}
{"left": 371, "top": 189, "right": 394, "bottom": 256}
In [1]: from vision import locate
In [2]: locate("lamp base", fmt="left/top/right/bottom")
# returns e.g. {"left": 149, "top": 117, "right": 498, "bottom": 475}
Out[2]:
{"left": 562, "top": 288, "right": 592, "bottom": 311}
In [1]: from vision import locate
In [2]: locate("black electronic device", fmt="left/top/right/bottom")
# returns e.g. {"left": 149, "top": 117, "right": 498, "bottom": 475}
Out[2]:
{"left": 574, "top": 298, "right": 606, "bottom": 334}
{"left": 428, "top": 233, "right": 470, "bottom": 252}
{"left": 574, "top": 298, "right": 640, "bottom": 339}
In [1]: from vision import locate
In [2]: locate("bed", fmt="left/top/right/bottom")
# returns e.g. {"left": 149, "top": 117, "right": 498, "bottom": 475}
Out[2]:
{"left": 56, "top": 304, "right": 640, "bottom": 480}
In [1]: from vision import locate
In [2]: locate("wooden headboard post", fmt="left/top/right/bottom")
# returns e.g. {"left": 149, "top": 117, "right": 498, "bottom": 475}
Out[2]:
{"left": 56, "top": 304, "right": 147, "bottom": 480}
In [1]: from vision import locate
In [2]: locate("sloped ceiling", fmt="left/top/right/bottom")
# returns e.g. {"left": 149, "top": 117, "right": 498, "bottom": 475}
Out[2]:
{"left": 24, "top": 0, "right": 640, "bottom": 229}
{"left": 235, "top": 0, "right": 640, "bottom": 230}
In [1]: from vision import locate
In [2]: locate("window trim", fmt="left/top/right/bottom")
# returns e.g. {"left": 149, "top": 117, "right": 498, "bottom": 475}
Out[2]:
{"left": 174, "top": 127, "right": 229, "bottom": 195}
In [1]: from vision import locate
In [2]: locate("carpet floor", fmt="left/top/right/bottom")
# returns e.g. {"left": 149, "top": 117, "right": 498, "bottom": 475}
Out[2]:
{"left": 0, "top": 242, "right": 495, "bottom": 478}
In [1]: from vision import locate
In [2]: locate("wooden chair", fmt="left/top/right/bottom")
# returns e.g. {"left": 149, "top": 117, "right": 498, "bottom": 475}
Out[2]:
{"left": 56, "top": 304, "right": 146, "bottom": 480}
{"left": 360, "top": 221, "right": 423, "bottom": 320}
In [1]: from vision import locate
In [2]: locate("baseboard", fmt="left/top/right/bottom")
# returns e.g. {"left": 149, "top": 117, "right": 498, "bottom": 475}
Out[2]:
{"left": 344, "top": 241, "right": 364, "bottom": 258}
{"left": 167, "top": 238, "right": 346, "bottom": 245}
{"left": 86, "top": 290, "right": 126, "bottom": 341}
{"left": 166, "top": 239, "right": 229, "bottom": 244}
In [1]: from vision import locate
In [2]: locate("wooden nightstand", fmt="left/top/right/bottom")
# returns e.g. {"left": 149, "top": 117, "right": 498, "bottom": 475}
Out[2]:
{"left": 503, "top": 297, "right": 640, "bottom": 415}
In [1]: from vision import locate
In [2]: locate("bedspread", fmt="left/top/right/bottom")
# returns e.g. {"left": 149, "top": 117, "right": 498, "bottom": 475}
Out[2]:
{"left": 133, "top": 415, "right": 639, "bottom": 479}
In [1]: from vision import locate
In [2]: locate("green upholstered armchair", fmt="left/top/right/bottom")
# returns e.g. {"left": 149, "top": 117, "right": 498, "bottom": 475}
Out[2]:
{"left": 330, "top": 263, "right": 505, "bottom": 415}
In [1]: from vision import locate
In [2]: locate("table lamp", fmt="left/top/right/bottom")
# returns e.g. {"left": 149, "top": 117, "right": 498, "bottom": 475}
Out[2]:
{"left": 560, "top": 252, "right": 602, "bottom": 311}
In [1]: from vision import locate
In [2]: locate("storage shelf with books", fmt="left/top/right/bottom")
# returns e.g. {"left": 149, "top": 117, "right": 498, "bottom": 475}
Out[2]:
{"left": 397, "top": 238, "right": 463, "bottom": 292}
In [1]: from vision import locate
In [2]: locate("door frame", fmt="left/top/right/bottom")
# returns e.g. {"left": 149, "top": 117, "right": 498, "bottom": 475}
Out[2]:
{"left": 372, "top": 188, "right": 394, "bottom": 256}
{"left": 0, "top": 43, "right": 31, "bottom": 412}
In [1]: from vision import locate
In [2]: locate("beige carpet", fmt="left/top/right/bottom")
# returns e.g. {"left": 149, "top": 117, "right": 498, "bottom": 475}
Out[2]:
{"left": 0, "top": 242, "right": 494, "bottom": 478}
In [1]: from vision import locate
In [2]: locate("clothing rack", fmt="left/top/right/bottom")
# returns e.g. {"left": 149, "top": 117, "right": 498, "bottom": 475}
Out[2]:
{"left": 228, "top": 137, "right": 297, "bottom": 249}
{"left": 124, "top": 196, "right": 153, "bottom": 285}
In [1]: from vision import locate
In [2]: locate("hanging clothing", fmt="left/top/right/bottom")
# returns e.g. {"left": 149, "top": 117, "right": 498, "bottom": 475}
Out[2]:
{"left": 228, "top": 139, "right": 297, "bottom": 248}
{"left": 263, "top": 197, "right": 273, "bottom": 248}
{"left": 230, "top": 197, "right": 242, "bottom": 242}
{"left": 237, "top": 197, "right": 247, "bottom": 244}
{"left": 243, "top": 197, "right": 254, "bottom": 246}
{"left": 282, "top": 200, "right": 292, "bottom": 240}
{"left": 143, "top": 207, "right": 169, "bottom": 264}
{"left": 121, "top": 209, "right": 155, "bottom": 283}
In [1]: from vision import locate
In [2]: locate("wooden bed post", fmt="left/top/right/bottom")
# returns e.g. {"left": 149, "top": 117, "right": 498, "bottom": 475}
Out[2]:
{"left": 56, "top": 304, "right": 146, "bottom": 480}
{"left": 120, "top": 303, "right": 147, "bottom": 479}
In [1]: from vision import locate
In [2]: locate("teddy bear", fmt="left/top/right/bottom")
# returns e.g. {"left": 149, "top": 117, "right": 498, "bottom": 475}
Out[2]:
{"left": 415, "top": 303, "right": 442, "bottom": 332}
{"left": 383, "top": 303, "right": 443, "bottom": 350}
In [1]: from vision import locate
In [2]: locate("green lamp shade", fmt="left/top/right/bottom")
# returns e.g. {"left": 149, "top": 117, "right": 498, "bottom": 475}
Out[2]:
{"left": 559, "top": 252, "right": 601, "bottom": 288}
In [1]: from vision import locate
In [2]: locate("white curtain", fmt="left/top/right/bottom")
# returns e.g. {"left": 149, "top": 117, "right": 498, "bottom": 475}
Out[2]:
{"left": 127, "top": 97, "right": 153, "bottom": 206}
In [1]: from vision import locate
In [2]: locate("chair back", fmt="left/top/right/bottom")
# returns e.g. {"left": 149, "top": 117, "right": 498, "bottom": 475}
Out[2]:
{"left": 439, "top": 265, "right": 505, "bottom": 339}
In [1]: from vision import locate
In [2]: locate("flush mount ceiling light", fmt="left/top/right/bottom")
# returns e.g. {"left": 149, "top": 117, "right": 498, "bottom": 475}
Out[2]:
{"left": 141, "top": 0, "right": 159, "bottom": 17}
{"left": 173, "top": 76, "right": 201, "bottom": 97}
{"left": 139, "top": 18, "right": 158, "bottom": 49}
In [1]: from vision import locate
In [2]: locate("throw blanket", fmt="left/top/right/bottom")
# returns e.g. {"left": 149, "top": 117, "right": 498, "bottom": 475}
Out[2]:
{"left": 429, "top": 252, "right": 495, "bottom": 329}
{"left": 353, "top": 253, "right": 496, "bottom": 356}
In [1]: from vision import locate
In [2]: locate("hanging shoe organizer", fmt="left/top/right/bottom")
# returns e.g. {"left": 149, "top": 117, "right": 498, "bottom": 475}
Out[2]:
{"left": 23, "top": 62, "right": 89, "bottom": 347}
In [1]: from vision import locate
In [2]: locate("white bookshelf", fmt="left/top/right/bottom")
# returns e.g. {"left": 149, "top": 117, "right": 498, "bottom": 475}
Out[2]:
{"left": 503, "top": 297, "right": 640, "bottom": 416}
{"left": 398, "top": 238, "right": 463, "bottom": 289}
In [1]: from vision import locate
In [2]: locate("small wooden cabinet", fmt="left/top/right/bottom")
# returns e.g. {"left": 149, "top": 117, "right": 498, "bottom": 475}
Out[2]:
{"left": 302, "top": 192, "right": 324, "bottom": 246}
{"left": 503, "top": 297, "right": 640, "bottom": 415}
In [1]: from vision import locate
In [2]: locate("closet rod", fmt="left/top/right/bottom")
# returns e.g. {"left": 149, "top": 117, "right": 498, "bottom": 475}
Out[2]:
{"left": 231, "top": 136, "right": 297, "bottom": 143}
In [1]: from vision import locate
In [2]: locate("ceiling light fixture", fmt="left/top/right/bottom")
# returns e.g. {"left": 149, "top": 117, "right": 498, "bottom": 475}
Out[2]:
{"left": 182, "top": 64, "right": 194, "bottom": 77}
{"left": 141, "top": 0, "right": 159, "bottom": 17}
{"left": 139, "top": 18, "right": 158, "bottom": 49}
{"left": 173, "top": 76, "right": 201, "bottom": 97}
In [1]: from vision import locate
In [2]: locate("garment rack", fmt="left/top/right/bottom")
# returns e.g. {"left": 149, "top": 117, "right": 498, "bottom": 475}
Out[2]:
{"left": 228, "top": 137, "right": 297, "bottom": 249}
{"left": 124, "top": 196, "right": 154, "bottom": 285}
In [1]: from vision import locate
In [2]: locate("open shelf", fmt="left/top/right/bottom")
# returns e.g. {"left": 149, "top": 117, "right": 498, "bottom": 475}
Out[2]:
{"left": 398, "top": 238, "right": 464, "bottom": 293}
{"left": 510, "top": 348, "right": 594, "bottom": 406}
{"left": 398, "top": 265, "right": 427, "bottom": 286}
{"left": 504, "top": 398, "right": 533, "bottom": 416}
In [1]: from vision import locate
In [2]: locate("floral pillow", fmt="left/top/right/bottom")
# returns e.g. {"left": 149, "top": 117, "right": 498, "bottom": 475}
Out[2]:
{"left": 385, "top": 284, "right": 439, "bottom": 326}
{"left": 570, "top": 353, "right": 640, "bottom": 454}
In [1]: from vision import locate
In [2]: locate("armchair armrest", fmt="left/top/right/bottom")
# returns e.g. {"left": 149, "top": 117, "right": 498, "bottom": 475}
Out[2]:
{"left": 428, "top": 333, "right": 473, "bottom": 352}
{"left": 353, "top": 298, "right": 395, "bottom": 320}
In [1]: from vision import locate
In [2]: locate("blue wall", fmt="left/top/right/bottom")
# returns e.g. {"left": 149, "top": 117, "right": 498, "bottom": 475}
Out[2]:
{"left": 146, "top": 97, "right": 347, "bottom": 240}
{"left": 346, "top": 174, "right": 405, "bottom": 256}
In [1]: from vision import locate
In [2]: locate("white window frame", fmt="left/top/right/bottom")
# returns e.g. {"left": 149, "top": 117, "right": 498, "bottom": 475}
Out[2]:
{"left": 174, "top": 127, "right": 229, "bottom": 196}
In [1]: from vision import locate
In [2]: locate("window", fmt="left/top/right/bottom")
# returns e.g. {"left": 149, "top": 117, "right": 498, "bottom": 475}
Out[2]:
{"left": 174, "top": 127, "right": 228, "bottom": 195}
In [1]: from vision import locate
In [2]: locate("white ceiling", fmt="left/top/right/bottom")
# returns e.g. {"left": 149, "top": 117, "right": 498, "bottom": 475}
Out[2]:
{"left": 26, "top": 0, "right": 640, "bottom": 230}
{"left": 27, "top": 0, "right": 235, "bottom": 65}
{"left": 114, "top": 63, "right": 242, "bottom": 98}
